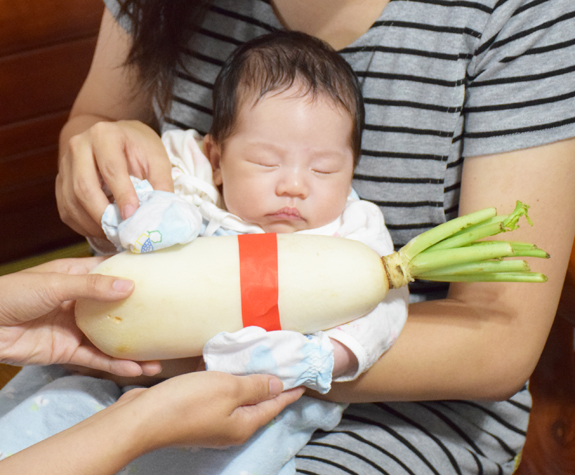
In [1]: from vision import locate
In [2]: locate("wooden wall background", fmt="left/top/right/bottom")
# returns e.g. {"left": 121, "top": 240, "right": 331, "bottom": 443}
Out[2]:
{"left": 0, "top": 0, "right": 104, "bottom": 265}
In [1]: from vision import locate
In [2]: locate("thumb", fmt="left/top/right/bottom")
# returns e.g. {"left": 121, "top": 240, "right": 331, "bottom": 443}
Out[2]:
{"left": 231, "top": 376, "right": 304, "bottom": 429}
{"left": 47, "top": 272, "right": 134, "bottom": 306}
{"left": 235, "top": 374, "right": 285, "bottom": 407}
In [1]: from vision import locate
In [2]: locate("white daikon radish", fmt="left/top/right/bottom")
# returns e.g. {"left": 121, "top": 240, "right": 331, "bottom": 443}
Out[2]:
{"left": 76, "top": 201, "right": 548, "bottom": 360}
{"left": 76, "top": 234, "right": 386, "bottom": 359}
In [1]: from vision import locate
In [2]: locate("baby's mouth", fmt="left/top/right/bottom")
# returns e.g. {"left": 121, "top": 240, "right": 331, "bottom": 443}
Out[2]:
{"left": 268, "top": 207, "right": 304, "bottom": 220}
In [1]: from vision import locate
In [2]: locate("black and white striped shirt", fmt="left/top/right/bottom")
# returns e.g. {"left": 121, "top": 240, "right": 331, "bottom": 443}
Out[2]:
{"left": 108, "top": 0, "right": 575, "bottom": 299}
{"left": 106, "top": 0, "right": 575, "bottom": 472}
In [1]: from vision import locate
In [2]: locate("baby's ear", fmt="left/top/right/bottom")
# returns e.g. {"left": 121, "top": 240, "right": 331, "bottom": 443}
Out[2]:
{"left": 203, "top": 134, "right": 223, "bottom": 186}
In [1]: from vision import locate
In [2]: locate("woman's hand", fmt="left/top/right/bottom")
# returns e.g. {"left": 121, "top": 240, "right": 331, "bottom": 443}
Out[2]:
{"left": 56, "top": 120, "right": 174, "bottom": 238}
{"left": 0, "top": 257, "right": 161, "bottom": 377}
{"left": 125, "top": 372, "right": 306, "bottom": 451}
{"left": 0, "top": 372, "right": 304, "bottom": 475}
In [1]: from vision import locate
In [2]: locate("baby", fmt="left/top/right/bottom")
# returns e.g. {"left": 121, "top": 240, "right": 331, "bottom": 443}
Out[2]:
{"left": 103, "top": 30, "right": 409, "bottom": 473}
{"left": 99, "top": 30, "right": 408, "bottom": 386}
{"left": 0, "top": 31, "right": 408, "bottom": 475}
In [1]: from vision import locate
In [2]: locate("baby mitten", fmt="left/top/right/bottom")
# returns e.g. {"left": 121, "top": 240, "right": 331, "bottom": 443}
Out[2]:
{"left": 102, "top": 178, "right": 203, "bottom": 253}
{"left": 203, "top": 326, "right": 335, "bottom": 393}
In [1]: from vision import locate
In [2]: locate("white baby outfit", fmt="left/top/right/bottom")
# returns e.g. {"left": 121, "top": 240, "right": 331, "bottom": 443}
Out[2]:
{"left": 0, "top": 129, "right": 408, "bottom": 474}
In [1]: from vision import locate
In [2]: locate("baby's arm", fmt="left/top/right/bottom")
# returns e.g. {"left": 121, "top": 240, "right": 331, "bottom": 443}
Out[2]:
{"left": 204, "top": 327, "right": 336, "bottom": 394}
{"left": 204, "top": 199, "right": 407, "bottom": 391}
{"left": 331, "top": 339, "right": 358, "bottom": 378}
{"left": 325, "top": 288, "right": 409, "bottom": 381}
{"left": 324, "top": 198, "right": 409, "bottom": 380}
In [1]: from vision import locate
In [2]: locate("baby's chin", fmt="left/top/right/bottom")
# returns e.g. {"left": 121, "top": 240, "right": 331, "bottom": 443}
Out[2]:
{"left": 260, "top": 221, "right": 307, "bottom": 234}
{"left": 259, "top": 218, "right": 336, "bottom": 234}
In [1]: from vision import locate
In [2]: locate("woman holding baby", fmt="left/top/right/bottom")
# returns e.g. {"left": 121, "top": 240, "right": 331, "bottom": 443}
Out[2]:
{"left": 3, "top": 1, "right": 575, "bottom": 474}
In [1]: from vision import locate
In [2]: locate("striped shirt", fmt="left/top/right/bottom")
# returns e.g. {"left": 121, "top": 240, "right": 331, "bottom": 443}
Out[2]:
{"left": 105, "top": 0, "right": 575, "bottom": 473}
{"left": 109, "top": 0, "right": 575, "bottom": 300}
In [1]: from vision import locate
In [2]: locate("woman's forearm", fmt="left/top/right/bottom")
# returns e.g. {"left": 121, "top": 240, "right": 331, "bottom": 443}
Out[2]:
{"left": 57, "top": 8, "right": 156, "bottom": 165}
{"left": 0, "top": 397, "right": 145, "bottom": 475}
{"left": 323, "top": 139, "right": 575, "bottom": 404}
{"left": 321, "top": 296, "right": 544, "bottom": 403}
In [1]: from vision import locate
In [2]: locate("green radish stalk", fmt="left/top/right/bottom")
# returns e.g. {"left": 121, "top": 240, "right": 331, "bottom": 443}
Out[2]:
{"left": 382, "top": 201, "right": 548, "bottom": 288}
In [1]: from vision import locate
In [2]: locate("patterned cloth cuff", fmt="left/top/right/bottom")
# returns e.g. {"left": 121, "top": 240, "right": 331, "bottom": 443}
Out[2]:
{"left": 203, "top": 327, "right": 335, "bottom": 394}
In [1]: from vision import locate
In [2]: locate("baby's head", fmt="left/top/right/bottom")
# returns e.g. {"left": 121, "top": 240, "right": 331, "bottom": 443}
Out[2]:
{"left": 203, "top": 30, "right": 364, "bottom": 233}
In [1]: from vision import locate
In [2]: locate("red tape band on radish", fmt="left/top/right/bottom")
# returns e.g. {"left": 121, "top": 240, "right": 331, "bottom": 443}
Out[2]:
{"left": 238, "top": 233, "right": 281, "bottom": 331}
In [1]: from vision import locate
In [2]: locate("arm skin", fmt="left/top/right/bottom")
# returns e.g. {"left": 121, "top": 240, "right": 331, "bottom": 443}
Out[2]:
{"left": 56, "top": 9, "right": 173, "bottom": 239}
{"left": 320, "top": 138, "right": 575, "bottom": 403}
{"left": 0, "top": 373, "right": 304, "bottom": 475}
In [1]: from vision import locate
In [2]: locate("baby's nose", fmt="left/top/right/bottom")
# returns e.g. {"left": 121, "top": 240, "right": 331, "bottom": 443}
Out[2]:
{"left": 277, "top": 169, "right": 309, "bottom": 198}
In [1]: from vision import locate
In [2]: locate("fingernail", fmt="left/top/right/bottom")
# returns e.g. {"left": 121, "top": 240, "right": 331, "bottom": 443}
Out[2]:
{"left": 123, "top": 204, "right": 135, "bottom": 219}
{"left": 269, "top": 378, "right": 283, "bottom": 397}
{"left": 113, "top": 279, "right": 134, "bottom": 293}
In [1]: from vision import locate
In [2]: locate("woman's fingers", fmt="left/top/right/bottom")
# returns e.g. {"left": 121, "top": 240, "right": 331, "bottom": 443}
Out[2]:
{"left": 58, "top": 120, "right": 172, "bottom": 238}
{"left": 137, "top": 125, "right": 174, "bottom": 194}
{"left": 231, "top": 377, "right": 305, "bottom": 432}
{"left": 219, "top": 375, "right": 305, "bottom": 445}
{"left": 89, "top": 122, "right": 140, "bottom": 220}
{"left": 139, "top": 360, "right": 163, "bottom": 376}
{"left": 23, "top": 257, "right": 107, "bottom": 275}
{"left": 0, "top": 271, "right": 133, "bottom": 326}
{"left": 57, "top": 167, "right": 107, "bottom": 238}
{"left": 90, "top": 120, "right": 173, "bottom": 219}
{"left": 237, "top": 374, "right": 284, "bottom": 404}
{"left": 68, "top": 344, "right": 162, "bottom": 377}
{"left": 57, "top": 134, "right": 110, "bottom": 237}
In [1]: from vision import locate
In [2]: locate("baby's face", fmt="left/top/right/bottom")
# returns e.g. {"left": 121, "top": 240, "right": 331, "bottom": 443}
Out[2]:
{"left": 205, "top": 89, "right": 354, "bottom": 233}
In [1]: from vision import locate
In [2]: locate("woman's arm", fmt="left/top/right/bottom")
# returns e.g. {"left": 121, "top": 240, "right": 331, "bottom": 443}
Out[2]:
{"left": 0, "top": 372, "right": 303, "bottom": 475}
{"left": 56, "top": 9, "right": 173, "bottom": 238}
{"left": 322, "top": 138, "right": 575, "bottom": 403}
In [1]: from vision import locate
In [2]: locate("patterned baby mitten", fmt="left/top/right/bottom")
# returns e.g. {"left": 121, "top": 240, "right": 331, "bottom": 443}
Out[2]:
{"left": 102, "top": 178, "right": 202, "bottom": 253}
{"left": 204, "top": 326, "right": 335, "bottom": 393}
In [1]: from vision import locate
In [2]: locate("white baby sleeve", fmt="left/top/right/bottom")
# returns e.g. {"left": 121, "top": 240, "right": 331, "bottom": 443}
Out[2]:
{"left": 323, "top": 199, "right": 409, "bottom": 381}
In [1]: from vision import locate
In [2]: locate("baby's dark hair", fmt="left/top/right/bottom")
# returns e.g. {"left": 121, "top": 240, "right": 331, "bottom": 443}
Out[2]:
{"left": 209, "top": 30, "right": 365, "bottom": 166}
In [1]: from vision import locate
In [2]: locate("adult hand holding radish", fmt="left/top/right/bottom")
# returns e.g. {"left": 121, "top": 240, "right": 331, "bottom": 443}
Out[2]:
{"left": 0, "top": 257, "right": 160, "bottom": 377}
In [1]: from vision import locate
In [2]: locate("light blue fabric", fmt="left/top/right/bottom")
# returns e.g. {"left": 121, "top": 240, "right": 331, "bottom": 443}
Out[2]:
{"left": 0, "top": 366, "right": 121, "bottom": 460}
{"left": 0, "top": 366, "right": 344, "bottom": 474}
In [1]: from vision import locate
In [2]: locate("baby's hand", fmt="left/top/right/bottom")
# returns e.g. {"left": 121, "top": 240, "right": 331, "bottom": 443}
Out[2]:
{"left": 331, "top": 339, "right": 358, "bottom": 379}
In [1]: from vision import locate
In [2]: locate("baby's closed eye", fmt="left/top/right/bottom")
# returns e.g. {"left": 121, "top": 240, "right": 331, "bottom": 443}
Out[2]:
{"left": 312, "top": 168, "right": 338, "bottom": 175}
{"left": 248, "top": 158, "right": 279, "bottom": 169}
